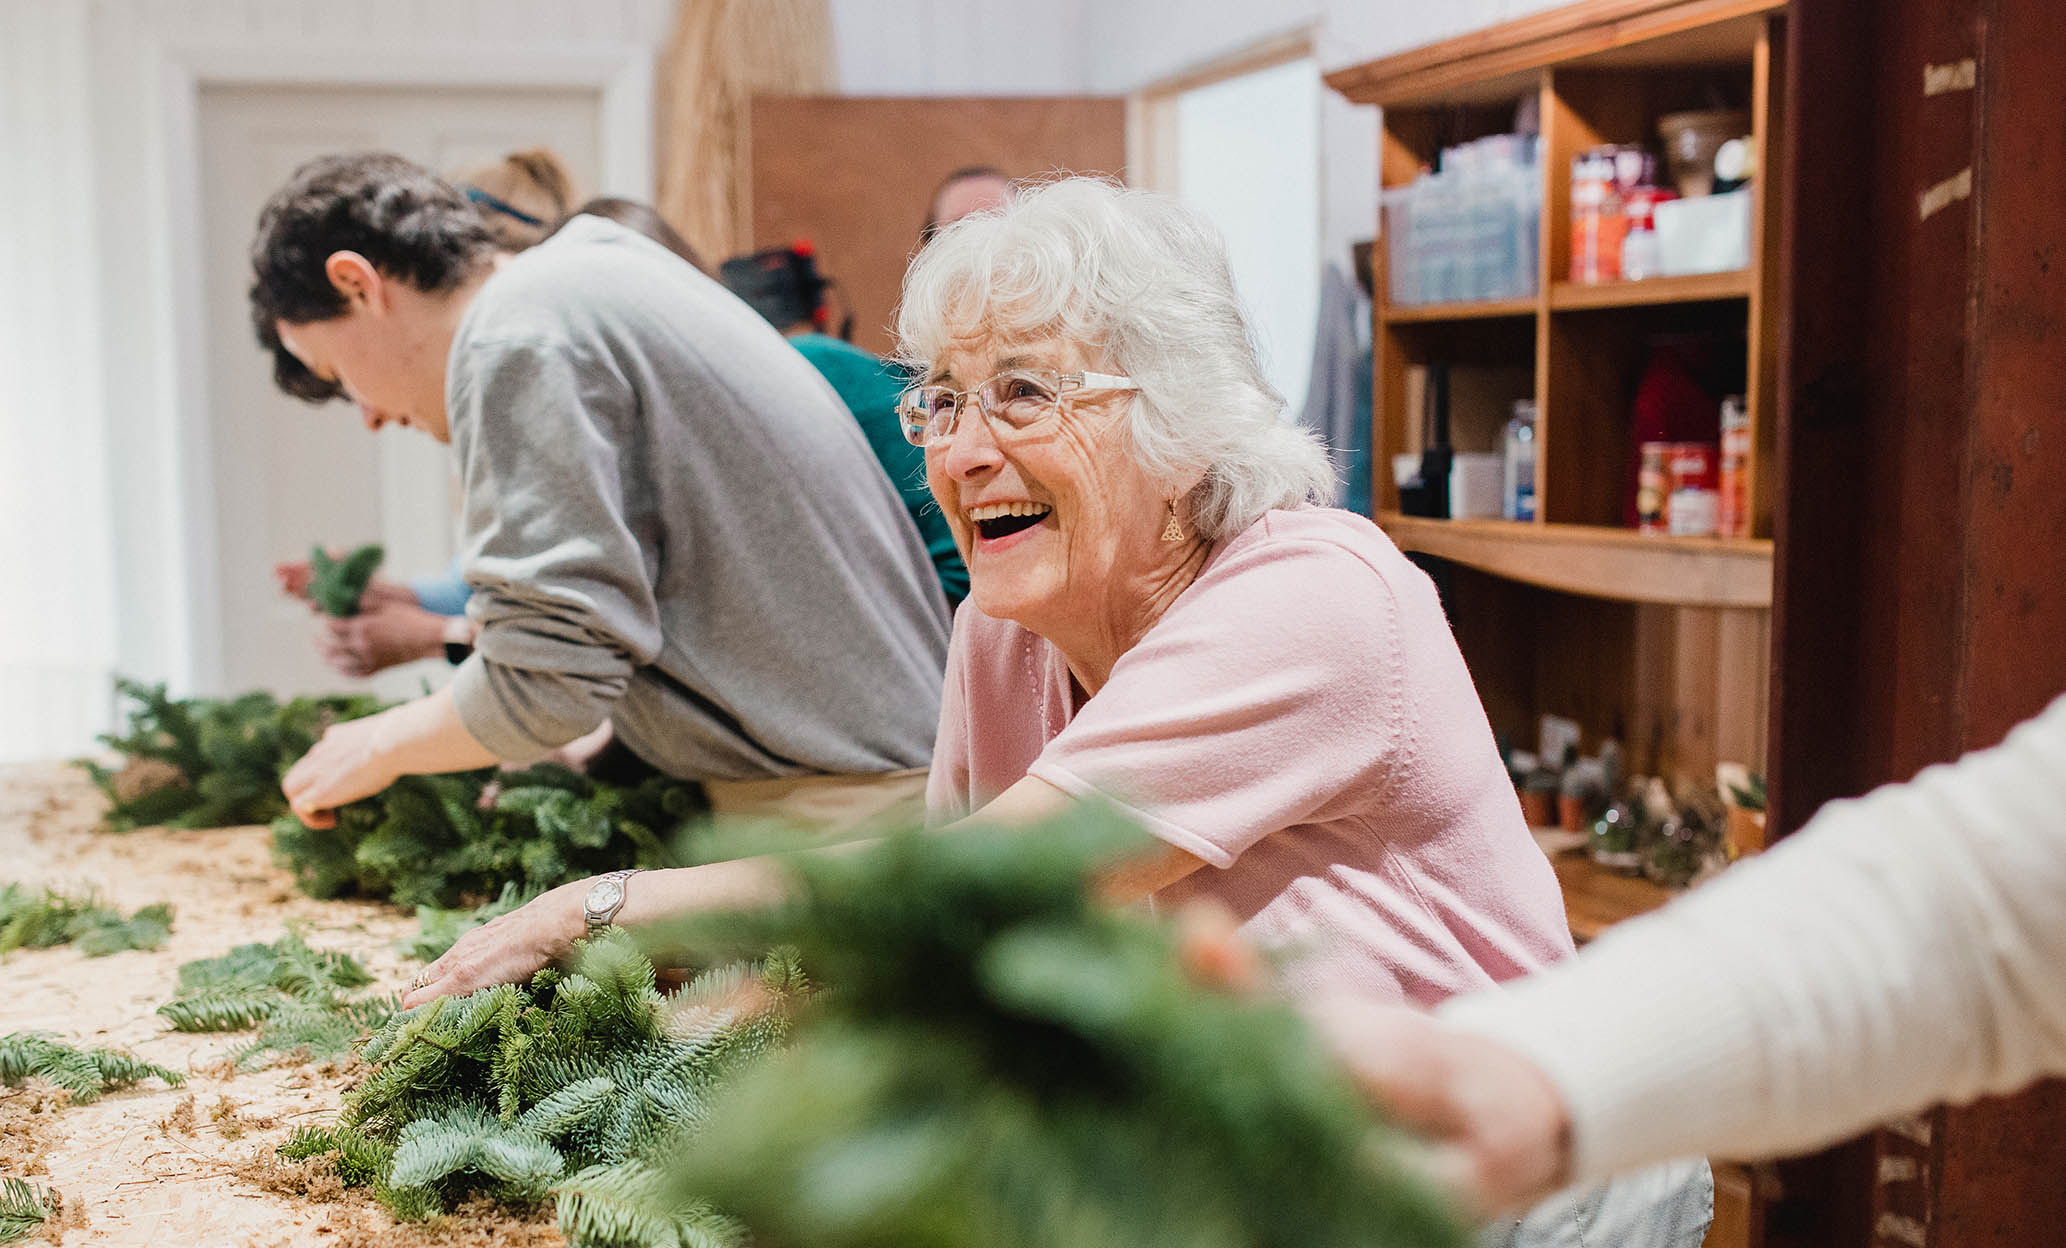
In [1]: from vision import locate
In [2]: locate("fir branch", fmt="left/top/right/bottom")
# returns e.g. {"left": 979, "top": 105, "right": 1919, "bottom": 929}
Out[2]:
{"left": 0, "top": 1177, "right": 54, "bottom": 1244}
{"left": 85, "top": 679, "right": 382, "bottom": 831}
{"left": 0, "top": 885, "right": 172, "bottom": 958}
{"left": 158, "top": 931, "right": 390, "bottom": 1067}
{"left": 272, "top": 766, "right": 705, "bottom": 910}
{"left": 0, "top": 1032, "right": 183, "bottom": 1104}
{"left": 655, "top": 809, "right": 1467, "bottom": 1248}
{"left": 283, "top": 935, "right": 800, "bottom": 1246}
{"left": 307, "top": 543, "right": 385, "bottom": 618}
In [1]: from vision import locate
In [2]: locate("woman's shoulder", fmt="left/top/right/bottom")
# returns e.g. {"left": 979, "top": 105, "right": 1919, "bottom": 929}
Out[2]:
{"left": 1201, "top": 507, "right": 1425, "bottom": 600}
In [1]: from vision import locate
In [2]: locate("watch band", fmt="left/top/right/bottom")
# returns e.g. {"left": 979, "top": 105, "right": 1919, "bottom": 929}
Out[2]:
{"left": 583, "top": 869, "right": 642, "bottom": 938}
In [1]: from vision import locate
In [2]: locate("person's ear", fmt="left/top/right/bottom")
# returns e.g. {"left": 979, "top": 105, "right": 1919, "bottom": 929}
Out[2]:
{"left": 323, "top": 251, "right": 384, "bottom": 311}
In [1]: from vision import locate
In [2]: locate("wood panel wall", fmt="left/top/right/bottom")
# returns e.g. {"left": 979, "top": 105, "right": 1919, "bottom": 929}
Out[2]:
{"left": 745, "top": 96, "right": 1126, "bottom": 358}
{"left": 1771, "top": 0, "right": 2066, "bottom": 1243}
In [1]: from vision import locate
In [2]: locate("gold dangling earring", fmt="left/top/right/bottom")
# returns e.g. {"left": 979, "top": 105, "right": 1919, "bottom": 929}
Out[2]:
{"left": 1160, "top": 500, "right": 1185, "bottom": 543}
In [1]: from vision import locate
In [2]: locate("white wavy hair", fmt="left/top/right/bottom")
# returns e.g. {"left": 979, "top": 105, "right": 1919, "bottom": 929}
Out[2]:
{"left": 895, "top": 176, "right": 1336, "bottom": 541}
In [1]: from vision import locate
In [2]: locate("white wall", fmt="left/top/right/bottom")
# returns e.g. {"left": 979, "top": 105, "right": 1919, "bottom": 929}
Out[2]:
{"left": 1083, "top": 0, "right": 1570, "bottom": 266}
{"left": 827, "top": 0, "right": 1093, "bottom": 94}
{"left": 0, "top": 0, "right": 669, "bottom": 760}
{"left": 0, "top": 0, "right": 118, "bottom": 762}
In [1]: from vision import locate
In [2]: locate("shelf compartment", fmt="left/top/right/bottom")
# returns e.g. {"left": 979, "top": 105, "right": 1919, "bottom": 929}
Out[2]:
{"left": 1550, "top": 269, "right": 1752, "bottom": 310}
{"left": 1381, "top": 296, "right": 1540, "bottom": 324}
{"left": 1377, "top": 513, "right": 1772, "bottom": 608}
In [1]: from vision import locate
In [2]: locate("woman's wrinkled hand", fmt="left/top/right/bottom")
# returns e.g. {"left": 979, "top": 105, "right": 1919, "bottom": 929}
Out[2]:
{"left": 401, "top": 880, "right": 588, "bottom": 1009}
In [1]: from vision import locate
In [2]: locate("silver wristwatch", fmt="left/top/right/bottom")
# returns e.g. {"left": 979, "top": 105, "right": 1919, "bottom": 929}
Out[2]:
{"left": 583, "top": 869, "right": 643, "bottom": 938}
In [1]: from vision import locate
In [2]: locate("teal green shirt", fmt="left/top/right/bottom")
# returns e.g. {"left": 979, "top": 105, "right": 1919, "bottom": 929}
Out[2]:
{"left": 791, "top": 333, "right": 968, "bottom": 606}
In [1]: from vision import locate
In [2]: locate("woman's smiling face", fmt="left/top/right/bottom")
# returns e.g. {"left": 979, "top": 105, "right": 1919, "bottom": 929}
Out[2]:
{"left": 924, "top": 335, "right": 1174, "bottom": 636}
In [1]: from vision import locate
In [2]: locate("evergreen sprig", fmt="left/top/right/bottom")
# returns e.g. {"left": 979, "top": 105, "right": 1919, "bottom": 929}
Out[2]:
{"left": 158, "top": 930, "right": 390, "bottom": 1068}
{"left": 0, "top": 884, "right": 172, "bottom": 958}
{"left": 307, "top": 543, "right": 385, "bottom": 618}
{"left": 284, "top": 934, "right": 797, "bottom": 1247}
{"left": 0, "top": 1178, "right": 54, "bottom": 1244}
{"left": 653, "top": 808, "right": 1466, "bottom": 1248}
{"left": 84, "top": 678, "right": 382, "bottom": 831}
{"left": 271, "top": 765, "right": 703, "bottom": 910}
{"left": 0, "top": 1032, "right": 184, "bottom": 1104}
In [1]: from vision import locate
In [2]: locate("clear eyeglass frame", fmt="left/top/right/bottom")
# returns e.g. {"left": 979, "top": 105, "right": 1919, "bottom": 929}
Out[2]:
{"left": 897, "top": 368, "right": 1139, "bottom": 447}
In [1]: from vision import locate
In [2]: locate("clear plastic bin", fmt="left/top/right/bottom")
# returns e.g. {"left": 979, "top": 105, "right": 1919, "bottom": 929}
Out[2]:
{"left": 1382, "top": 143, "right": 1541, "bottom": 307}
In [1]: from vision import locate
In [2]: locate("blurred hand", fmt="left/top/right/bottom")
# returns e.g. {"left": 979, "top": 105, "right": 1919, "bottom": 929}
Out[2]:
{"left": 274, "top": 557, "right": 418, "bottom": 612}
{"left": 401, "top": 880, "right": 586, "bottom": 1008}
{"left": 1177, "top": 903, "right": 1573, "bottom": 1218}
{"left": 314, "top": 600, "right": 449, "bottom": 678}
{"left": 281, "top": 712, "right": 402, "bottom": 829}
{"left": 1305, "top": 995, "right": 1572, "bottom": 1218}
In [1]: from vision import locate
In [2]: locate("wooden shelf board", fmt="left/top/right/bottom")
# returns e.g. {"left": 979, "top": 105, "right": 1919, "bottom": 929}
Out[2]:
{"left": 1377, "top": 513, "right": 1773, "bottom": 608}
{"left": 1381, "top": 296, "right": 1540, "bottom": 324}
{"left": 1550, "top": 270, "right": 1752, "bottom": 310}
{"left": 1326, "top": 0, "right": 1785, "bottom": 107}
{"left": 1547, "top": 847, "right": 1677, "bottom": 942}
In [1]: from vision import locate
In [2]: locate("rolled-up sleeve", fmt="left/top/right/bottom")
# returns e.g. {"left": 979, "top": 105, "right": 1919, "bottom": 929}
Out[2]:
{"left": 446, "top": 335, "right": 662, "bottom": 762}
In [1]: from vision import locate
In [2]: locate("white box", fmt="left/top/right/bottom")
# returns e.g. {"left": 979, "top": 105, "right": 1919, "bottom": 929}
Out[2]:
{"left": 1655, "top": 190, "right": 1752, "bottom": 276}
{"left": 1449, "top": 453, "right": 1506, "bottom": 519}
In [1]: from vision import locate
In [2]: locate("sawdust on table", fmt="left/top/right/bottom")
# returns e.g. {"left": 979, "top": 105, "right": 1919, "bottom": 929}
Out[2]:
{"left": 0, "top": 761, "right": 567, "bottom": 1247}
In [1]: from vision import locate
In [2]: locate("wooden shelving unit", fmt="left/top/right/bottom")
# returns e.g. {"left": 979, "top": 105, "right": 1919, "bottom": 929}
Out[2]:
{"left": 1333, "top": 11, "right": 1788, "bottom": 1243}
{"left": 1329, "top": 0, "right": 1786, "bottom": 794}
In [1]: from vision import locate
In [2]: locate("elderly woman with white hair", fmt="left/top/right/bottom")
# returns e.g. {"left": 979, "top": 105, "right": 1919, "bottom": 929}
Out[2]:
{"left": 408, "top": 177, "right": 1708, "bottom": 1244}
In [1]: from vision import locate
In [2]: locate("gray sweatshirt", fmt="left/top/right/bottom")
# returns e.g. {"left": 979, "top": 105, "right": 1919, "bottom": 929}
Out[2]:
{"left": 446, "top": 215, "right": 949, "bottom": 780}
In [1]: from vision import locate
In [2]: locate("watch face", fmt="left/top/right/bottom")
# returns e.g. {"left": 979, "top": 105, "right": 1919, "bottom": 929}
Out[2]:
{"left": 587, "top": 880, "right": 624, "bottom": 913}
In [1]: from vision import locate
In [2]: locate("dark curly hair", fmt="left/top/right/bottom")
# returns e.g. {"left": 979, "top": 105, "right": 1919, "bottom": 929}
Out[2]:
{"left": 249, "top": 152, "right": 500, "bottom": 402}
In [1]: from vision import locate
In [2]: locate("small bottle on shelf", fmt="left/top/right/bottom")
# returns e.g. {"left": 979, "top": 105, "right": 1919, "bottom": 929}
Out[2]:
{"left": 1503, "top": 400, "right": 1537, "bottom": 521}
{"left": 1718, "top": 395, "right": 1751, "bottom": 538}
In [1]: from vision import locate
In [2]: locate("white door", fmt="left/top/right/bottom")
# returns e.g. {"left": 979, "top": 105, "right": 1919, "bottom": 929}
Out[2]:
{"left": 199, "top": 84, "right": 601, "bottom": 701}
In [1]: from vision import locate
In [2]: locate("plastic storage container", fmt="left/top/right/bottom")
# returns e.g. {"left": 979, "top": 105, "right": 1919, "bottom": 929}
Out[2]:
{"left": 1383, "top": 134, "right": 1541, "bottom": 306}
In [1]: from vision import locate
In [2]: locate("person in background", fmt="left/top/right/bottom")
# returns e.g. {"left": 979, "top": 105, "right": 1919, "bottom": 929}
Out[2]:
{"left": 449, "top": 146, "right": 577, "bottom": 250}
{"left": 276, "top": 148, "right": 585, "bottom": 678}
{"left": 251, "top": 152, "right": 948, "bottom": 832}
{"left": 721, "top": 242, "right": 967, "bottom": 606}
{"left": 1243, "top": 691, "right": 2066, "bottom": 1219}
{"left": 919, "top": 165, "right": 1013, "bottom": 246}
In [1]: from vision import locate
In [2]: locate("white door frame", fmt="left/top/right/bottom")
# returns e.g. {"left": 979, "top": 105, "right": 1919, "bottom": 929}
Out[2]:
{"left": 113, "top": 33, "right": 653, "bottom": 693}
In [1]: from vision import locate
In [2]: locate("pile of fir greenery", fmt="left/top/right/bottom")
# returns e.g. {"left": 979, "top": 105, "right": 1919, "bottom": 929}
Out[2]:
{"left": 157, "top": 929, "right": 393, "bottom": 1068}
{"left": 87, "top": 678, "right": 711, "bottom": 910}
{"left": 655, "top": 808, "right": 1466, "bottom": 1248}
{"left": 0, "top": 883, "right": 172, "bottom": 957}
{"left": 281, "top": 932, "right": 802, "bottom": 1246}
{"left": 0, "top": 1032, "right": 184, "bottom": 1104}
{"left": 84, "top": 677, "right": 382, "bottom": 831}
{"left": 306, "top": 542, "right": 385, "bottom": 617}
{"left": 271, "top": 764, "right": 705, "bottom": 910}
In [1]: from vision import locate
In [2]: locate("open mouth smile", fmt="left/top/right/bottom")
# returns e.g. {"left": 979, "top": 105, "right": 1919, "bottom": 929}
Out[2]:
{"left": 968, "top": 501, "right": 1054, "bottom": 541}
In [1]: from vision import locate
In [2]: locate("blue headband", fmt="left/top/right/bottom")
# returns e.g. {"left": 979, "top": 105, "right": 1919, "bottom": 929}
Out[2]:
{"left": 465, "top": 185, "right": 545, "bottom": 228}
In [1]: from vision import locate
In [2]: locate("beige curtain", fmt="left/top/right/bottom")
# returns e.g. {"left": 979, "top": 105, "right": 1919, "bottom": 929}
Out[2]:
{"left": 655, "top": 0, "right": 835, "bottom": 266}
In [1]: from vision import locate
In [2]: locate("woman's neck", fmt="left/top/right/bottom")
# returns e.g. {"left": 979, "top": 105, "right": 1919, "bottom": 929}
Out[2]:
{"left": 1052, "top": 536, "right": 1215, "bottom": 696}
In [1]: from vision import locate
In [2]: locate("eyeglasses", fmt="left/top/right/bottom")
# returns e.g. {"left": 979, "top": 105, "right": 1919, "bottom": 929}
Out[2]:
{"left": 898, "top": 368, "right": 1139, "bottom": 447}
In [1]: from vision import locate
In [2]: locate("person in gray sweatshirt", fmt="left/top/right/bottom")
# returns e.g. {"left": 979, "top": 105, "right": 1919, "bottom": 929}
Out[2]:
{"left": 247, "top": 152, "right": 948, "bottom": 829}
